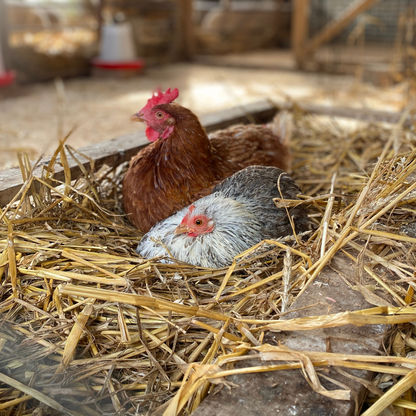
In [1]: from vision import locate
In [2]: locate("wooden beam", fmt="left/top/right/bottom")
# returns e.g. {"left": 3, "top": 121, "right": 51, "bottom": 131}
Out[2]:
{"left": 0, "top": 0, "right": 10, "bottom": 70}
{"left": 96, "top": 0, "right": 104, "bottom": 43}
{"left": 291, "top": 0, "right": 310, "bottom": 67}
{"left": 303, "top": 0, "right": 380, "bottom": 57}
{"left": 184, "top": 0, "right": 195, "bottom": 59}
{"left": 0, "top": 99, "right": 413, "bottom": 208}
{"left": 177, "top": 0, "right": 195, "bottom": 61}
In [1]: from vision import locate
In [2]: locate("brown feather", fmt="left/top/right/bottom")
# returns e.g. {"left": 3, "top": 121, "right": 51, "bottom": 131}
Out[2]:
{"left": 209, "top": 124, "right": 291, "bottom": 172}
{"left": 123, "top": 104, "right": 291, "bottom": 232}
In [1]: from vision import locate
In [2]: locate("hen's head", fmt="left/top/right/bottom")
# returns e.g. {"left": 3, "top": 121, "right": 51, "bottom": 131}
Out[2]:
{"left": 137, "top": 193, "right": 264, "bottom": 268}
{"left": 174, "top": 205, "right": 215, "bottom": 237}
{"left": 132, "top": 88, "right": 179, "bottom": 142}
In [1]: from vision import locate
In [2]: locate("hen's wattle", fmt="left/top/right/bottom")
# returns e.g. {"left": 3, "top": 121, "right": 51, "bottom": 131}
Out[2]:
{"left": 123, "top": 89, "right": 292, "bottom": 232}
{"left": 136, "top": 166, "right": 309, "bottom": 268}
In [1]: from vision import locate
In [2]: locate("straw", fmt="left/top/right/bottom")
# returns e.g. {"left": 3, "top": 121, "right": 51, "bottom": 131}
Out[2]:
{"left": 0, "top": 106, "right": 416, "bottom": 415}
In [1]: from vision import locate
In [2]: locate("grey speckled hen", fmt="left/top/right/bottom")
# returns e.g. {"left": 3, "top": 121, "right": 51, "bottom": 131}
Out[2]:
{"left": 136, "top": 166, "right": 309, "bottom": 268}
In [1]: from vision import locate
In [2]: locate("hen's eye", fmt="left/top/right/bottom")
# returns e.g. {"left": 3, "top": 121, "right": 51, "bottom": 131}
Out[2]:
{"left": 195, "top": 219, "right": 203, "bottom": 226}
{"left": 155, "top": 111, "right": 164, "bottom": 119}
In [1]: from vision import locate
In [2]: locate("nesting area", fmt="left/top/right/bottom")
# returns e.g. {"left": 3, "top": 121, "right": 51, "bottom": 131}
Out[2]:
{"left": 1, "top": 108, "right": 416, "bottom": 416}
{"left": 8, "top": 28, "right": 97, "bottom": 83}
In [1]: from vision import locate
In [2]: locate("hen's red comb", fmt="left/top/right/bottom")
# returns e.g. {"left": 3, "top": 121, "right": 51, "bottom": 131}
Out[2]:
{"left": 142, "top": 88, "right": 179, "bottom": 112}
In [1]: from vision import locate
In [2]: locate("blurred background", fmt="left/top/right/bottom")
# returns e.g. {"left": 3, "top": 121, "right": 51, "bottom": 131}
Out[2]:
{"left": 0, "top": 0, "right": 415, "bottom": 170}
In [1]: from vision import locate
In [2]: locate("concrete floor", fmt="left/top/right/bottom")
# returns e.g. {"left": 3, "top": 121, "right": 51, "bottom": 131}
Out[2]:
{"left": 0, "top": 62, "right": 408, "bottom": 170}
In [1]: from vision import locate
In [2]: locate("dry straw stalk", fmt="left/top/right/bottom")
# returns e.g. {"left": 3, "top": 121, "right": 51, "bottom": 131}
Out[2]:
{"left": 0, "top": 107, "right": 416, "bottom": 415}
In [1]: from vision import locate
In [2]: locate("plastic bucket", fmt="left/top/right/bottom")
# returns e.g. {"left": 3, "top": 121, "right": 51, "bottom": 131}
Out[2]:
{"left": 99, "top": 22, "right": 137, "bottom": 62}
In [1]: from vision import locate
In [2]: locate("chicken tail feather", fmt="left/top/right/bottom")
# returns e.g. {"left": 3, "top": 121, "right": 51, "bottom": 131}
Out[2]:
{"left": 268, "top": 111, "right": 293, "bottom": 147}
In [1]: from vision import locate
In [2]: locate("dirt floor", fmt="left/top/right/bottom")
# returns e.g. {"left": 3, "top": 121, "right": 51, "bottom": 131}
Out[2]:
{"left": 0, "top": 62, "right": 410, "bottom": 170}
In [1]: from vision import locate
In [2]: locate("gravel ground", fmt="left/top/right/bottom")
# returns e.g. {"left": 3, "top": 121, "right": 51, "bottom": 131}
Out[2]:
{"left": 0, "top": 62, "right": 408, "bottom": 170}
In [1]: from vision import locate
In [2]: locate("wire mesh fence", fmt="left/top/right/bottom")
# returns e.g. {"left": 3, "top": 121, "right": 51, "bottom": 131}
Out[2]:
{"left": 307, "top": 0, "right": 416, "bottom": 78}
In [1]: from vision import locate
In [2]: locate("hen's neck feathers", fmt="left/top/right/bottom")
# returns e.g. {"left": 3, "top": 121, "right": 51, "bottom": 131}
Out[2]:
{"left": 157, "top": 107, "right": 215, "bottom": 172}
{"left": 152, "top": 105, "right": 223, "bottom": 189}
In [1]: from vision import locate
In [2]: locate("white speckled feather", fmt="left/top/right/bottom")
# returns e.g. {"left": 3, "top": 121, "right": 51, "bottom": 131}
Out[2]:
{"left": 137, "top": 193, "right": 262, "bottom": 268}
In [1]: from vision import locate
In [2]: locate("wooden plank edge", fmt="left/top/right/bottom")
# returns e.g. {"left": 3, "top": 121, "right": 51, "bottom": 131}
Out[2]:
{"left": 0, "top": 99, "right": 412, "bottom": 208}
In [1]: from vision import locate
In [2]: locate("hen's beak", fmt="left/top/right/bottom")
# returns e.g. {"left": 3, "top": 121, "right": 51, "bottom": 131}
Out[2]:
{"left": 131, "top": 112, "right": 145, "bottom": 122}
{"left": 174, "top": 223, "right": 191, "bottom": 235}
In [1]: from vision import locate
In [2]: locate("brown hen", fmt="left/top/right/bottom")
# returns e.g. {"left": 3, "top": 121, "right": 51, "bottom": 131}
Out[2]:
{"left": 123, "top": 88, "right": 292, "bottom": 232}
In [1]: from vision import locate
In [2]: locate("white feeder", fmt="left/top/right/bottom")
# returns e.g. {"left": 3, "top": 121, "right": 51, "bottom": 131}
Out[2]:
{"left": 99, "top": 22, "right": 137, "bottom": 62}
{"left": 92, "top": 21, "right": 144, "bottom": 76}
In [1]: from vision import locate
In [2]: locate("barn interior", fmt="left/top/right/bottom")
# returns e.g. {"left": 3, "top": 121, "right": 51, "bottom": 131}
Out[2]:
{"left": 1, "top": 0, "right": 413, "bottom": 170}
{"left": 0, "top": 1, "right": 416, "bottom": 415}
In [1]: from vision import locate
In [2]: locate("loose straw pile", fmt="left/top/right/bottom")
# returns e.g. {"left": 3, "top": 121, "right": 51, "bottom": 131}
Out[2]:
{"left": 0, "top": 110, "right": 415, "bottom": 415}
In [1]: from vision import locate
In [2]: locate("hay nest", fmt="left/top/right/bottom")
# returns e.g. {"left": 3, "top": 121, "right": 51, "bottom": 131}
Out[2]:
{"left": 0, "top": 109, "right": 416, "bottom": 416}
